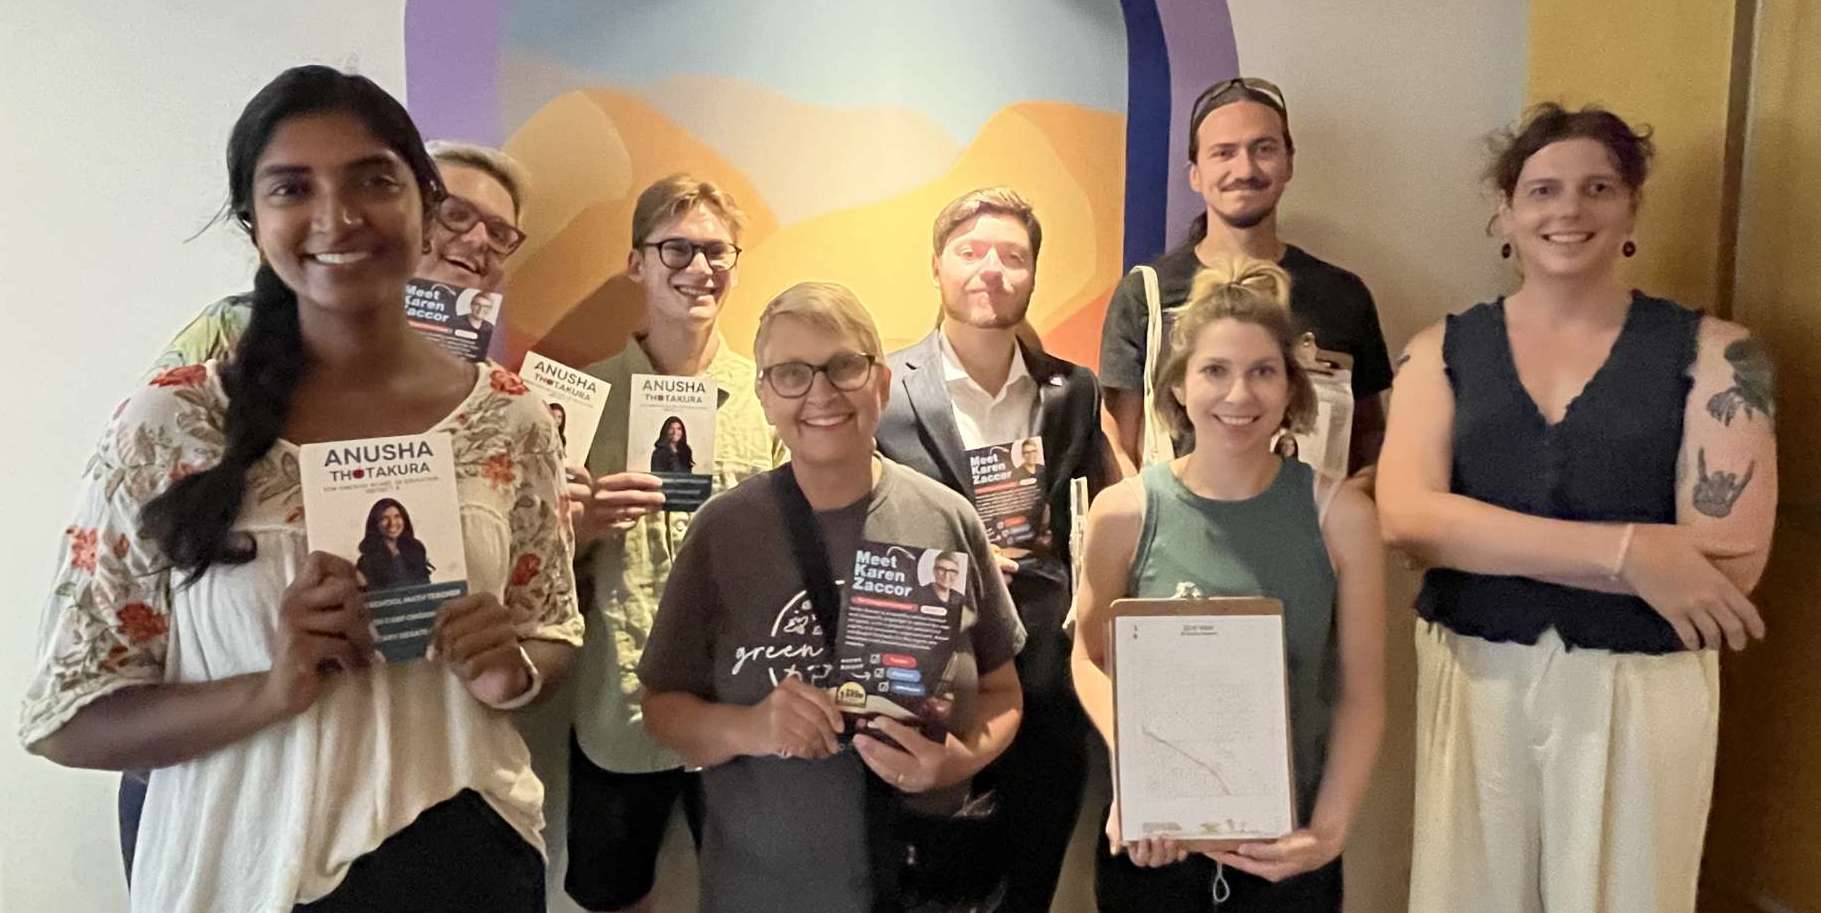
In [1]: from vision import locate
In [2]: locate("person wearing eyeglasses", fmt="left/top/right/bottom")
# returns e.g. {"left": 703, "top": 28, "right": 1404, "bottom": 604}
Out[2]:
{"left": 457, "top": 289, "right": 500, "bottom": 356}
{"left": 873, "top": 187, "right": 1118, "bottom": 913}
{"left": 565, "top": 175, "right": 781, "bottom": 913}
{"left": 639, "top": 281, "right": 1025, "bottom": 913}
{"left": 115, "top": 138, "right": 534, "bottom": 884}
{"left": 918, "top": 553, "right": 968, "bottom": 614}
{"left": 1098, "top": 77, "right": 1393, "bottom": 479}
{"left": 146, "top": 140, "right": 531, "bottom": 375}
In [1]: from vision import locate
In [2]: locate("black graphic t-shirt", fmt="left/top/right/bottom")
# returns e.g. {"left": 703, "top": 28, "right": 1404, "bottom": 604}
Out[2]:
{"left": 639, "top": 459, "right": 1024, "bottom": 913}
{"left": 1099, "top": 243, "right": 1394, "bottom": 400}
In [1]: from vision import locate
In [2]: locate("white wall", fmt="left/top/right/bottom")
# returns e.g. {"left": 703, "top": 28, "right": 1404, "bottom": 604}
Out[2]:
{"left": 1224, "top": 3, "right": 1529, "bottom": 912}
{"left": 0, "top": 4, "right": 407, "bottom": 910}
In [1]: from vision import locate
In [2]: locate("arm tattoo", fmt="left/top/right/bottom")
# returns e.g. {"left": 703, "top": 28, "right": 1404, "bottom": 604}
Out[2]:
{"left": 1692, "top": 448, "right": 1755, "bottom": 518}
{"left": 1393, "top": 350, "right": 1413, "bottom": 372}
{"left": 1706, "top": 337, "right": 1776, "bottom": 426}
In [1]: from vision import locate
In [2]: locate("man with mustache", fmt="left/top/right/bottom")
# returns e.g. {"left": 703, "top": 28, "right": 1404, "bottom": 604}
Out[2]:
{"left": 148, "top": 140, "right": 530, "bottom": 372}
{"left": 1098, "top": 77, "right": 1393, "bottom": 476}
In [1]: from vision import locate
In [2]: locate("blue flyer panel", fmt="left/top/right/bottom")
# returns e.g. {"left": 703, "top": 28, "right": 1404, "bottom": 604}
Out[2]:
{"left": 405, "top": 277, "right": 504, "bottom": 363}
{"left": 627, "top": 372, "right": 717, "bottom": 513}
{"left": 967, "top": 437, "right": 1046, "bottom": 548}
{"left": 367, "top": 580, "right": 470, "bottom": 663}
{"left": 832, "top": 541, "right": 966, "bottom": 744}
{"left": 299, "top": 431, "right": 469, "bottom": 665}
{"left": 655, "top": 473, "right": 713, "bottom": 512}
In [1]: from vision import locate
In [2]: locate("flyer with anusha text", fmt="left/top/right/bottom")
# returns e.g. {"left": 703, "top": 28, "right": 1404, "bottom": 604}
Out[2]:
{"left": 966, "top": 436, "right": 1046, "bottom": 548}
{"left": 299, "top": 431, "right": 469, "bottom": 663}
{"left": 627, "top": 372, "right": 717, "bottom": 511}
{"left": 405, "top": 277, "right": 504, "bottom": 363}
{"left": 520, "top": 351, "right": 609, "bottom": 465}
{"left": 832, "top": 541, "right": 966, "bottom": 744}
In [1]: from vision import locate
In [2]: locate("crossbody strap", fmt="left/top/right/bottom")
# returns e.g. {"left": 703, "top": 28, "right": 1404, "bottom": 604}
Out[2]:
{"left": 769, "top": 466, "right": 842, "bottom": 650}
{"left": 766, "top": 466, "right": 903, "bottom": 913}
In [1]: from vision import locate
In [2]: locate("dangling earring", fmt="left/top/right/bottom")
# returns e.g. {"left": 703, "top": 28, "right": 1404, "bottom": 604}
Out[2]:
{"left": 421, "top": 237, "right": 433, "bottom": 254}
{"left": 1622, "top": 240, "right": 1637, "bottom": 258}
{"left": 1500, "top": 242, "right": 1512, "bottom": 259}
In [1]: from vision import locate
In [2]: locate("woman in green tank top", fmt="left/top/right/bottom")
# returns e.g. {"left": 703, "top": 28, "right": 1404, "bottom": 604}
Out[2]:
{"left": 1071, "top": 255, "right": 1387, "bottom": 912}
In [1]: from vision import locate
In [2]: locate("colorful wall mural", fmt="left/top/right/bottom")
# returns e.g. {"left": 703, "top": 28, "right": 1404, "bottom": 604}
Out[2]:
{"left": 405, "top": 0, "right": 1236, "bottom": 371}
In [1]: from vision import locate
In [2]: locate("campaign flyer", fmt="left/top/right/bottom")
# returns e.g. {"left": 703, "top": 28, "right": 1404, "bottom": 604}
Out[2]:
{"left": 966, "top": 436, "right": 1046, "bottom": 548}
{"left": 832, "top": 541, "right": 966, "bottom": 744}
{"left": 626, "top": 372, "right": 716, "bottom": 511}
{"left": 299, "top": 432, "right": 469, "bottom": 663}
{"left": 405, "top": 277, "right": 503, "bottom": 363}
{"left": 520, "top": 351, "right": 610, "bottom": 465}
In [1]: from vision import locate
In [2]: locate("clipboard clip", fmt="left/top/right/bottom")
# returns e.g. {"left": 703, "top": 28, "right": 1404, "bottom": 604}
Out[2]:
{"left": 1294, "top": 332, "right": 1353, "bottom": 377}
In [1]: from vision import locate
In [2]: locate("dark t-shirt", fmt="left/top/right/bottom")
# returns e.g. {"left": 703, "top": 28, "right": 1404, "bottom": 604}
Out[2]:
{"left": 638, "top": 459, "right": 1025, "bottom": 913}
{"left": 1098, "top": 243, "right": 1394, "bottom": 399}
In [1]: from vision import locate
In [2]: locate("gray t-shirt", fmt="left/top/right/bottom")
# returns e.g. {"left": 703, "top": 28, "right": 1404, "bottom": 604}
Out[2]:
{"left": 639, "top": 459, "right": 1025, "bottom": 913}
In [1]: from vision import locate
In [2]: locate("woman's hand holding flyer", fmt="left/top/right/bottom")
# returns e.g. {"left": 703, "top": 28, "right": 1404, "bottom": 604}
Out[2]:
{"left": 260, "top": 551, "right": 376, "bottom": 719}
{"left": 431, "top": 593, "right": 532, "bottom": 706}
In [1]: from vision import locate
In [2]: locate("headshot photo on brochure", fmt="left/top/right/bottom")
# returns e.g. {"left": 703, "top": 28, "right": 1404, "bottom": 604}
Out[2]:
{"left": 547, "top": 400, "right": 568, "bottom": 449}
{"left": 918, "top": 548, "right": 970, "bottom": 615}
{"left": 649, "top": 415, "right": 695, "bottom": 474}
{"left": 355, "top": 497, "right": 435, "bottom": 591}
{"left": 1010, "top": 437, "right": 1046, "bottom": 483}
{"left": 455, "top": 288, "right": 499, "bottom": 353}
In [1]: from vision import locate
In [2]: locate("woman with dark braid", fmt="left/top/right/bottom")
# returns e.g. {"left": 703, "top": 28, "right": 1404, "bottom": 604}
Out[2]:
{"left": 19, "top": 66, "right": 580, "bottom": 913}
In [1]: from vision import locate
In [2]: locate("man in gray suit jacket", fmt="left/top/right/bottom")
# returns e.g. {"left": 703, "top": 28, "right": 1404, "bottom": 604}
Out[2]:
{"left": 874, "top": 187, "right": 1117, "bottom": 913}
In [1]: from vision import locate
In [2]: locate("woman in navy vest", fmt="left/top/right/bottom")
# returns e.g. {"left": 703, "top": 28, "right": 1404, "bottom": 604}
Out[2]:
{"left": 1380, "top": 104, "right": 1778, "bottom": 913}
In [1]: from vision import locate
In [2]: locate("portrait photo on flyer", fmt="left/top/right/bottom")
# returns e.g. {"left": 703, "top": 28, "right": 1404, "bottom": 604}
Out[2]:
{"left": 626, "top": 372, "right": 717, "bottom": 511}
{"left": 520, "top": 350, "right": 610, "bottom": 465}
{"left": 833, "top": 541, "right": 967, "bottom": 746}
{"left": 299, "top": 431, "right": 470, "bottom": 663}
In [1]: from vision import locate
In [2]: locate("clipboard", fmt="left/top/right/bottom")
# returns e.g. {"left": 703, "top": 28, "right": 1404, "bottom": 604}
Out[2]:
{"left": 1287, "top": 334, "right": 1355, "bottom": 478}
{"left": 1107, "top": 596, "right": 1298, "bottom": 853}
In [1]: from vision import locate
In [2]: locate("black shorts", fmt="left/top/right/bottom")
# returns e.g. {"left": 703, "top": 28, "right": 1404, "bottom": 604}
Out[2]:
{"left": 565, "top": 731, "right": 704, "bottom": 911}
{"left": 295, "top": 789, "right": 544, "bottom": 912}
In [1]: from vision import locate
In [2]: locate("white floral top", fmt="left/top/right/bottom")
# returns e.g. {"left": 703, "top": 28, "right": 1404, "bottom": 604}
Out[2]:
{"left": 19, "top": 360, "right": 582, "bottom": 913}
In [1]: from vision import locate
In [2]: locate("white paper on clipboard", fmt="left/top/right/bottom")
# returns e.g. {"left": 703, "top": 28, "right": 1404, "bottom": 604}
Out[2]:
{"left": 1110, "top": 600, "right": 1295, "bottom": 848}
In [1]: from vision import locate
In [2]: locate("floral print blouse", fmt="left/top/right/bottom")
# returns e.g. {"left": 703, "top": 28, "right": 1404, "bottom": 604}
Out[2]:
{"left": 20, "top": 360, "right": 581, "bottom": 913}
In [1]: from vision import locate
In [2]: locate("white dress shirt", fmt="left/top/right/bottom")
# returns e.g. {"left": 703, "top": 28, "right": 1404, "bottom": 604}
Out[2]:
{"left": 938, "top": 330, "right": 1039, "bottom": 450}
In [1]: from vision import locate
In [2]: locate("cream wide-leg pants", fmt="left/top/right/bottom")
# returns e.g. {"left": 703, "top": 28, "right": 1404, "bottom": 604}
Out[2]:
{"left": 1408, "top": 621, "right": 1721, "bottom": 913}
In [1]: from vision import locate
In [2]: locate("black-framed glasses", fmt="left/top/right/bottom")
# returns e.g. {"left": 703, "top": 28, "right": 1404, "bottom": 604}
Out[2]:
{"left": 760, "top": 353, "right": 876, "bottom": 398}
{"left": 434, "top": 194, "right": 526, "bottom": 256}
{"left": 1190, "top": 76, "right": 1289, "bottom": 126}
{"left": 641, "top": 237, "right": 742, "bottom": 271}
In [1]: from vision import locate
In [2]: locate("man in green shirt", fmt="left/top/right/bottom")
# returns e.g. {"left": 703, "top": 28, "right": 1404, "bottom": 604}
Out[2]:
{"left": 564, "top": 175, "right": 781, "bottom": 913}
